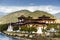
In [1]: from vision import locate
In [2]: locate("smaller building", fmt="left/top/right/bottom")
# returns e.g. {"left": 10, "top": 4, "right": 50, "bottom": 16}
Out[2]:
{"left": 38, "top": 15, "right": 55, "bottom": 24}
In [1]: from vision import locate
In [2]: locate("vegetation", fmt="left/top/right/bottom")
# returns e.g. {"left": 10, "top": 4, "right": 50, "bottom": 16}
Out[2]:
{"left": 46, "top": 24, "right": 57, "bottom": 30}
{"left": 0, "top": 24, "right": 8, "bottom": 31}
{"left": 20, "top": 26, "right": 37, "bottom": 33}
{"left": 13, "top": 26, "right": 19, "bottom": 31}
{"left": 0, "top": 10, "right": 55, "bottom": 24}
{"left": 46, "top": 24, "right": 60, "bottom": 37}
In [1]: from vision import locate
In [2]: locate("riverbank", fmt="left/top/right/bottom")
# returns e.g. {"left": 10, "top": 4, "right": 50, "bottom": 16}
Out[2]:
{"left": 0, "top": 32, "right": 20, "bottom": 40}
{"left": 3, "top": 31, "right": 32, "bottom": 40}
{"left": 3, "top": 31, "right": 60, "bottom": 40}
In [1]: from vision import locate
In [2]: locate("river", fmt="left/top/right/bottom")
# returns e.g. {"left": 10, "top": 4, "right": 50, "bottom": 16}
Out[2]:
{"left": 0, "top": 33, "right": 20, "bottom": 40}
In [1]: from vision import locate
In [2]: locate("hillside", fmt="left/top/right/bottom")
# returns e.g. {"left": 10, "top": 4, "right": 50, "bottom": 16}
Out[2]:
{"left": 53, "top": 13, "right": 60, "bottom": 23}
{"left": 0, "top": 10, "right": 55, "bottom": 24}
{"left": 55, "top": 19, "right": 60, "bottom": 23}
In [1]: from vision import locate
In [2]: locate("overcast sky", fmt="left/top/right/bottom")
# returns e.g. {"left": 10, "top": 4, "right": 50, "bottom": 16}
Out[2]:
{"left": 0, "top": 0, "right": 60, "bottom": 15}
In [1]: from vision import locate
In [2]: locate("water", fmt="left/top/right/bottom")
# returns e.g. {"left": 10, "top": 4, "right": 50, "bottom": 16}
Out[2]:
{"left": 0, "top": 33, "right": 20, "bottom": 40}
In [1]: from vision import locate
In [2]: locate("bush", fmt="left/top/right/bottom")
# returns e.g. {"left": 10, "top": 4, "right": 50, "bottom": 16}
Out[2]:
{"left": 13, "top": 26, "right": 19, "bottom": 31}
{"left": 0, "top": 24, "right": 8, "bottom": 31}
{"left": 47, "top": 24, "right": 57, "bottom": 30}
{"left": 20, "top": 26, "right": 37, "bottom": 33}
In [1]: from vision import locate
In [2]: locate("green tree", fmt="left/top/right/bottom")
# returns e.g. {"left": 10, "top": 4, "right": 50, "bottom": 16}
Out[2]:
{"left": 20, "top": 26, "right": 37, "bottom": 33}
{"left": 27, "top": 16, "right": 33, "bottom": 20}
{"left": 28, "top": 27, "right": 37, "bottom": 33}
{"left": 20, "top": 26, "right": 28, "bottom": 32}
{"left": 13, "top": 26, "right": 19, "bottom": 31}
{"left": 47, "top": 24, "right": 57, "bottom": 30}
{"left": 0, "top": 24, "right": 8, "bottom": 32}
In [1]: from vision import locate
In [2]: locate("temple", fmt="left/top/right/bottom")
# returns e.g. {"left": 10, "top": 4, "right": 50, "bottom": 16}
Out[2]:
{"left": 11, "top": 15, "right": 56, "bottom": 28}
{"left": 7, "top": 15, "right": 56, "bottom": 34}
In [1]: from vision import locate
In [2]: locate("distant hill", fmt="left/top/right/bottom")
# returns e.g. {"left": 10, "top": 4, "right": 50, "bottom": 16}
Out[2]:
{"left": 54, "top": 13, "right": 60, "bottom": 19}
{"left": 0, "top": 12, "right": 6, "bottom": 17}
{"left": 53, "top": 13, "right": 60, "bottom": 23}
{"left": 0, "top": 10, "right": 55, "bottom": 24}
{"left": 55, "top": 19, "right": 60, "bottom": 23}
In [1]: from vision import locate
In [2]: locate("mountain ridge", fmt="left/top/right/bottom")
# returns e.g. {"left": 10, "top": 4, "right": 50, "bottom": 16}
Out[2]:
{"left": 0, "top": 10, "right": 55, "bottom": 24}
{"left": 54, "top": 13, "right": 60, "bottom": 19}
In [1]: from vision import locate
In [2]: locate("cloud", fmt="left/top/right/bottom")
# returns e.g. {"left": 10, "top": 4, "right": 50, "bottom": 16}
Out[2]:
{"left": 0, "top": 5, "right": 60, "bottom": 15}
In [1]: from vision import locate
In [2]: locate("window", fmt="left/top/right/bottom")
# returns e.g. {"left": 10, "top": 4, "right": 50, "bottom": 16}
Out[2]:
{"left": 51, "top": 21, "right": 53, "bottom": 23}
{"left": 46, "top": 21, "right": 48, "bottom": 23}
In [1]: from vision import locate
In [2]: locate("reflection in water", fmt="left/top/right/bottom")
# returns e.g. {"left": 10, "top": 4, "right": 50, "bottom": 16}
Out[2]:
{"left": 0, "top": 33, "right": 19, "bottom": 40}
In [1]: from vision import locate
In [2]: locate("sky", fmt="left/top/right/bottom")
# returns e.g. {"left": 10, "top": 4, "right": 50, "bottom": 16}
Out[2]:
{"left": 0, "top": 0, "right": 60, "bottom": 16}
